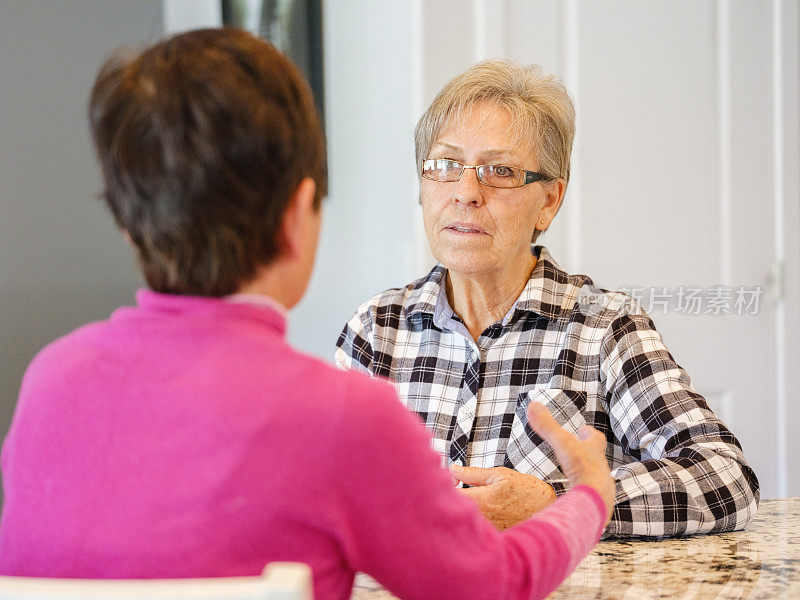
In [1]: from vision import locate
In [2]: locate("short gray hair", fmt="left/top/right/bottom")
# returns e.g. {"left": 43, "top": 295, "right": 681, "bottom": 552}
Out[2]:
{"left": 414, "top": 59, "right": 575, "bottom": 186}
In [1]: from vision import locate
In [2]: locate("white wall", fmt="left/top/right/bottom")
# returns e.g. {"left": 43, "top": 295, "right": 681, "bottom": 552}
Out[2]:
{"left": 288, "top": 1, "right": 423, "bottom": 360}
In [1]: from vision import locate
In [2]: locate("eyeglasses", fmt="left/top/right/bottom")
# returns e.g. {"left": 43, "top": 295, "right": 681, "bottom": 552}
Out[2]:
{"left": 421, "top": 158, "right": 550, "bottom": 188}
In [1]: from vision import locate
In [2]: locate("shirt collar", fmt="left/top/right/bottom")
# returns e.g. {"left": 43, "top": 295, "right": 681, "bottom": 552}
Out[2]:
{"left": 510, "top": 246, "right": 585, "bottom": 323}
{"left": 406, "top": 246, "right": 585, "bottom": 326}
{"left": 405, "top": 264, "right": 447, "bottom": 323}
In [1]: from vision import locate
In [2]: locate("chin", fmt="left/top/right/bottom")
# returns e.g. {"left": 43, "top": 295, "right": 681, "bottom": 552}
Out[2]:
{"left": 436, "top": 249, "right": 496, "bottom": 276}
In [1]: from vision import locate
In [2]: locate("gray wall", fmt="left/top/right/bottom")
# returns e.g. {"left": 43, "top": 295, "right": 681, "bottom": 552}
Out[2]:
{"left": 0, "top": 2, "right": 163, "bottom": 501}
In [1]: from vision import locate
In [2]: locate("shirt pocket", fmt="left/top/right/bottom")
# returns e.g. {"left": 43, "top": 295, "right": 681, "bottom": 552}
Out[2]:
{"left": 503, "top": 388, "right": 588, "bottom": 491}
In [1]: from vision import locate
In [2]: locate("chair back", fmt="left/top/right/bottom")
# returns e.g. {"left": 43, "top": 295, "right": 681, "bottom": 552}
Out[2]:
{"left": 0, "top": 562, "right": 313, "bottom": 600}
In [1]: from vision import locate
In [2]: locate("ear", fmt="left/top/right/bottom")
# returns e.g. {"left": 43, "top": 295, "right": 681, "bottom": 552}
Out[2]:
{"left": 535, "top": 178, "right": 566, "bottom": 230}
{"left": 122, "top": 229, "right": 135, "bottom": 247}
{"left": 278, "top": 177, "right": 318, "bottom": 259}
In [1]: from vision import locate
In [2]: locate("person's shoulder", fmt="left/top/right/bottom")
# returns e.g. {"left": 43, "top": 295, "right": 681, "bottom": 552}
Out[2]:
{"left": 298, "top": 352, "right": 402, "bottom": 426}
{"left": 566, "top": 274, "right": 659, "bottom": 339}
{"left": 28, "top": 318, "right": 114, "bottom": 368}
{"left": 292, "top": 345, "right": 395, "bottom": 395}
{"left": 538, "top": 247, "right": 653, "bottom": 331}
{"left": 329, "top": 366, "right": 424, "bottom": 449}
{"left": 348, "top": 265, "right": 446, "bottom": 329}
{"left": 16, "top": 317, "right": 118, "bottom": 401}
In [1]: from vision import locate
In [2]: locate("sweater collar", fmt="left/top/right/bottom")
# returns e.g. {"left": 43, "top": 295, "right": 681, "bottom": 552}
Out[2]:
{"left": 133, "top": 289, "right": 287, "bottom": 336}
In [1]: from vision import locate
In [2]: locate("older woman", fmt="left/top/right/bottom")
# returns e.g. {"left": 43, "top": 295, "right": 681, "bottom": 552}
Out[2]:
{"left": 0, "top": 29, "right": 617, "bottom": 600}
{"left": 336, "top": 59, "right": 760, "bottom": 538}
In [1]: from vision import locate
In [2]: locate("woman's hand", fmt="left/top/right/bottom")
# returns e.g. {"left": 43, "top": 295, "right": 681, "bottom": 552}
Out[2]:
{"left": 527, "top": 401, "right": 616, "bottom": 524}
{"left": 451, "top": 465, "right": 557, "bottom": 530}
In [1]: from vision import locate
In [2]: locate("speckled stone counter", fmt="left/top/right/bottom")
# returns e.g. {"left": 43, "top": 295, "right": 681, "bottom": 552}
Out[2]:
{"left": 351, "top": 497, "right": 800, "bottom": 599}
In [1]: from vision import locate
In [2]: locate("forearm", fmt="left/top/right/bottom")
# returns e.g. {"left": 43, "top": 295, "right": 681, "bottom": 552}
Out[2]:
{"left": 601, "top": 313, "right": 760, "bottom": 538}
{"left": 368, "top": 485, "right": 607, "bottom": 600}
{"left": 604, "top": 446, "right": 759, "bottom": 538}
{"left": 507, "top": 485, "right": 607, "bottom": 589}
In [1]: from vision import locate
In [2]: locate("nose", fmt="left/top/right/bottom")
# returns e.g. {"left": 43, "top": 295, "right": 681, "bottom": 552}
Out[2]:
{"left": 452, "top": 165, "right": 484, "bottom": 206}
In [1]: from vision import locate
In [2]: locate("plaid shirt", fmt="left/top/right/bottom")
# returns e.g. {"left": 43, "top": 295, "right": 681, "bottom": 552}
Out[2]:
{"left": 335, "top": 246, "right": 760, "bottom": 538}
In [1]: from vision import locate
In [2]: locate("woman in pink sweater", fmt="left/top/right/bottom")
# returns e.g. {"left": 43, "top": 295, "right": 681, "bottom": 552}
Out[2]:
{"left": 0, "top": 28, "right": 615, "bottom": 600}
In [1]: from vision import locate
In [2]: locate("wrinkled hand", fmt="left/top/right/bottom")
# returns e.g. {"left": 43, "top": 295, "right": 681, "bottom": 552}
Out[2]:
{"left": 450, "top": 465, "right": 557, "bottom": 530}
{"left": 526, "top": 401, "right": 615, "bottom": 525}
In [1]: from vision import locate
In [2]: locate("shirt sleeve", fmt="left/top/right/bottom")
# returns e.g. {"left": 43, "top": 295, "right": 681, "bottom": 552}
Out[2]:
{"left": 328, "top": 375, "right": 606, "bottom": 600}
{"left": 334, "top": 307, "right": 374, "bottom": 375}
{"left": 599, "top": 312, "right": 760, "bottom": 538}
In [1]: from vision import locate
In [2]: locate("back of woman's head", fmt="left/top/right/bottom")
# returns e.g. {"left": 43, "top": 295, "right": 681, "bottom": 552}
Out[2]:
{"left": 90, "top": 28, "right": 327, "bottom": 296}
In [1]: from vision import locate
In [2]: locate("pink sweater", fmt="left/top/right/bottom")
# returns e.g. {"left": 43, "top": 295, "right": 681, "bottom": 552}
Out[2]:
{"left": 0, "top": 290, "right": 605, "bottom": 600}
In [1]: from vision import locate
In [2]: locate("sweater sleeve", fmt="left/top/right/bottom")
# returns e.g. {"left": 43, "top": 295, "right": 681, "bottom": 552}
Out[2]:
{"left": 328, "top": 375, "right": 605, "bottom": 600}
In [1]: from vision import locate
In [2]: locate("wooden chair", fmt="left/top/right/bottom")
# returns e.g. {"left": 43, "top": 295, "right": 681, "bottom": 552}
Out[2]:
{"left": 0, "top": 562, "right": 313, "bottom": 600}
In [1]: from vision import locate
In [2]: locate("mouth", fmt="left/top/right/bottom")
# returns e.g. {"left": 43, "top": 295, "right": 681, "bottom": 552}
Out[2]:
{"left": 445, "top": 223, "right": 487, "bottom": 235}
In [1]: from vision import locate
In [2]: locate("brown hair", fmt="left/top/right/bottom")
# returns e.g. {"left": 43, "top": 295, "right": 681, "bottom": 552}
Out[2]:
{"left": 89, "top": 28, "right": 327, "bottom": 296}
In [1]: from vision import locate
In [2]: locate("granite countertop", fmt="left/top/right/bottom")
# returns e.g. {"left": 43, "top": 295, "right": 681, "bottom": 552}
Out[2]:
{"left": 351, "top": 497, "right": 800, "bottom": 599}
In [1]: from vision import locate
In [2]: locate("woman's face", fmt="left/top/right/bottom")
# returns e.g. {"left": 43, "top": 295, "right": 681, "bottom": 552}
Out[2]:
{"left": 421, "top": 102, "right": 563, "bottom": 280}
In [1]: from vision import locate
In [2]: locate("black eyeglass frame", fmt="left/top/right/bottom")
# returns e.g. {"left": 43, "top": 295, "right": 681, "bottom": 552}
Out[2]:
{"left": 421, "top": 158, "right": 551, "bottom": 189}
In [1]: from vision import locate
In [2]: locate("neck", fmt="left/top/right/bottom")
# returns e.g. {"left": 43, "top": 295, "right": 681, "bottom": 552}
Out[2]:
{"left": 235, "top": 258, "right": 301, "bottom": 309}
{"left": 446, "top": 252, "right": 537, "bottom": 341}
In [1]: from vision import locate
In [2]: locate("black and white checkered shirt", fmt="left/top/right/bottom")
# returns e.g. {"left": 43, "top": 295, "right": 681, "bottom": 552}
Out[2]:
{"left": 336, "top": 246, "right": 760, "bottom": 537}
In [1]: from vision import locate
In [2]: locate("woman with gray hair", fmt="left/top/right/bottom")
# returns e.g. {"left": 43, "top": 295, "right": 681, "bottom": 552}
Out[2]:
{"left": 337, "top": 59, "right": 759, "bottom": 537}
